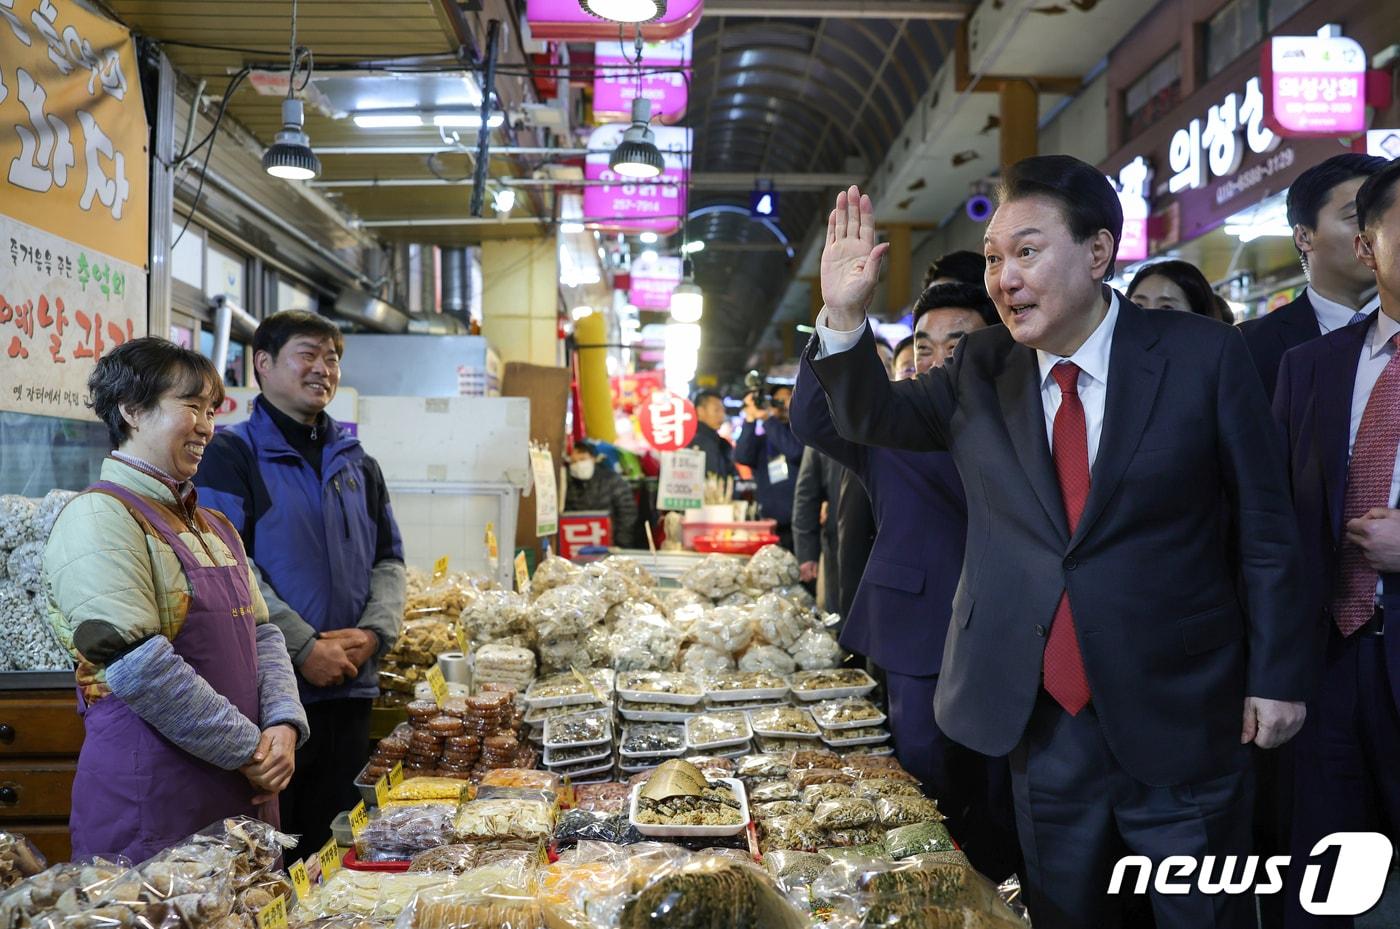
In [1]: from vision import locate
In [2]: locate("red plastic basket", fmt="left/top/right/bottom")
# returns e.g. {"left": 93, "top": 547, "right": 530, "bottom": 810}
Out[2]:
{"left": 692, "top": 533, "right": 780, "bottom": 555}
{"left": 342, "top": 848, "right": 411, "bottom": 872}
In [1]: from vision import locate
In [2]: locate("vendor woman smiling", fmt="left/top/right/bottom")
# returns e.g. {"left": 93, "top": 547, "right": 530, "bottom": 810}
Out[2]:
{"left": 44, "top": 338, "right": 308, "bottom": 860}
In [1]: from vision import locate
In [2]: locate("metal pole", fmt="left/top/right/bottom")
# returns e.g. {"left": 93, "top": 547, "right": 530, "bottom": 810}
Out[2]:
{"left": 469, "top": 20, "right": 501, "bottom": 218}
{"left": 145, "top": 43, "right": 176, "bottom": 340}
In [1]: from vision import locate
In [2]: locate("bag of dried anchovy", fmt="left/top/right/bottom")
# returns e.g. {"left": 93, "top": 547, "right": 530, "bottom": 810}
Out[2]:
{"left": 883, "top": 822, "right": 956, "bottom": 860}
{"left": 763, "top": 850, "right": 832, "bottom": 893}
{"left": 875, "top": 796, "right": 946, "bottom": 829}
{"left": 618, "top": 855, "right": 807, "bottom": 929}
{"left": 802, "top": 783, "right": 856, "bottom": 808}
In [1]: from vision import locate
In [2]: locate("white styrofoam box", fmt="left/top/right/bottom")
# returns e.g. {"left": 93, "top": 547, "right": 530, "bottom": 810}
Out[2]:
{"left": 356, "top": 396, "right": 530, "bottom": 486}
{"left": 388, "top": 482, "right": 519, "bottom": 588}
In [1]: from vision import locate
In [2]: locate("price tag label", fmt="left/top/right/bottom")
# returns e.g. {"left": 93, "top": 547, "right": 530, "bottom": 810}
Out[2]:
{"left": 348, "top": 800, "right": 370, "bottom": 838}
{"left": 317, "top": 837, "right": 341, "bottom": 881}
{"left": 485, "top": 522, "right": 499, "bottom": 561}
{"left": 514, "top": 551, "right": 530, "bottom": 593}
{"left": 374, "top": 774, "right": 389, "bottom": 808}
{"left": 433, "top": 555, "right": 449, "bottom": 578}
{"left": 426, "top": 665, "right": 448, "bottom": 705}
{"left": 456, "top": 622, "right": 469, "bottom": 655}
{"left": 389, "top": 761, "right": 404, "bottom": 788}
{"left": 288, "top": 860, "right": 311, "bottom": 901}
{"left": 255, "top": 896, "right": 287, "bottom": 929}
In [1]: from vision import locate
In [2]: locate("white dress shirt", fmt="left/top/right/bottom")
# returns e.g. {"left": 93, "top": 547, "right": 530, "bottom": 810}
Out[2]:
{"left": 815, "top": 292, "right": 1121, "bottom": 467}
{"left": 1309, "top": 286, "right": 1381, "bottom": 335}
{"left": 1345, "top": 308, "right": 1400, "bottom": 511}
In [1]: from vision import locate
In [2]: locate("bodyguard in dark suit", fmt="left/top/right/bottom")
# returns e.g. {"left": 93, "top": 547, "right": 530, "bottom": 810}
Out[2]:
{"left": 808, "top": 158, "right": 1315, "bottom": 929}
{"left": 1273, "top": 160, "right": 1400, "bottom": 929}
{"left": 688, "top": 390, "right": 736, "bottom": 480}
{"left": 1240, "top": 154, "right": 1386, "bottom": 401}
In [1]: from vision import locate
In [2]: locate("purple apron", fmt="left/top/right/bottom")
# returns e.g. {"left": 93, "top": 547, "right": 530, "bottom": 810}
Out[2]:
{"left": 70, "top": 481, "right": 277, "bottom": 862}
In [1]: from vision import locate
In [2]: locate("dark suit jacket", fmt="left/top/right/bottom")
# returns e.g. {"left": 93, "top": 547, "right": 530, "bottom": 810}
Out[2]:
{"left": 791, "top": 351, "right": 966, "bottom": 678}
{"left": 836, "top": 469, "right": 874, "bottom": 621}
{"left": 1273, "top": 311, "right": 1398, "bottom": 713}
{"left": 734, "top": 417, "right": 805, "bottom": 527}
{"left": 1240, "top": 291, "right": 1320, "bottom": 403}
{"left": 688, "top": 422, "right": 736, "bottom": 480}
{"left": 810, "top": 297, "right": 1313, "bottom": 786}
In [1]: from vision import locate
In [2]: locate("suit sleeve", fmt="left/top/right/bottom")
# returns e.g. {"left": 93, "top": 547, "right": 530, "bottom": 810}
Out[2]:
{"left": 836, "top": 471, "right": 875, "bottom": 619}
{"left": 792, "top": 448, "right": 824, "bottom": 564}
{"left": 1216, "top": 330, "right": 1322, "bottom": 702}
{"left": 808, "top": 327, "right": 957, "bottom": 452}
{"left": 763, "top": 419, "right": 807, "bottom": 461}
{"left": 789, "top": 353, "right": 867, "bottom": 472}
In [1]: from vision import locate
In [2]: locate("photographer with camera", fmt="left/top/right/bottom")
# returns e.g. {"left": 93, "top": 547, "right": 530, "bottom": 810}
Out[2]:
{"left": 734, "top": 375, "right": 805, "bottom": 552}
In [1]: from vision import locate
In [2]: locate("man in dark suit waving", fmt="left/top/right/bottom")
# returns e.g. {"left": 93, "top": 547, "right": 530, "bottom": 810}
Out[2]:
{"left": 806, "top": 156, "right": 1316, "bottom": 928}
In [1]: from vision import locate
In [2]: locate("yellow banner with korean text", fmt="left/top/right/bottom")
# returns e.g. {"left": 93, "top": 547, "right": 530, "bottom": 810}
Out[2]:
{"left": 1, "top": 0, "right": 149, "bottom": 420}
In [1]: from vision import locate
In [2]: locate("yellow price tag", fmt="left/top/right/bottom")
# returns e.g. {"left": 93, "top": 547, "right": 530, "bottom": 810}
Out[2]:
{"left": 374, "top": 774, "right": 389, "bottom": 808}
{"left": 288, "top": 860, "right": 311, "bottom": 901}
{"left": 317, "top": 837, "right": 341, "bottom": 881}
{"left": 427, "top": 664, "right": 448, "bottom": 705}
{"left": 514, "top": 551, "right": 529, "bottom": 593}
{"left": 456, "top": 622, "right": 469, "bottom": 655}
{"left": 348, "top": 800, "right": 370, "bottom": 838}
{"left": 389, "top": 761, "right": 404, "bottom": 789}
{"left": 255, "top": 896, "right": 287, "bottom": 929}
{"left": 485, "top": 522, "right": 498, "bottom": 561}
{"left": 433, "top": 555, "right": 449, "bottom": 578}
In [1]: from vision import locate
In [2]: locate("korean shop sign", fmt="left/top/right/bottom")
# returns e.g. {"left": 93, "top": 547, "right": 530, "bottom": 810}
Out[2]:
{"left": 594, "top": 33, "right": 691, "bottom": 125}
{"left": 1, "top": 0, "right": 148, "bottom": 420}
{"left": 1166, "top": 77, "right": 1280, "bottom": 197}
{"left": 583, "top": 123, "right": 691, "bottom": 234}
{"left": 1, "top": 0, "right": 149, "bottom": 267}
{"left": 525, "top": 0, "right": 703, "bottom": 42}
{"left": 1262, "top": 26, "right": 1367, "bottom": 137}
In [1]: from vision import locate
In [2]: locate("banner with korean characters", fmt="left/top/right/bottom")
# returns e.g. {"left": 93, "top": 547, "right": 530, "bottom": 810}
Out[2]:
{"left": 1, "top": 0, "right": 149, "bottom": 419}
{"left": 1, "top": 212, "right": 143, "bottom": 418}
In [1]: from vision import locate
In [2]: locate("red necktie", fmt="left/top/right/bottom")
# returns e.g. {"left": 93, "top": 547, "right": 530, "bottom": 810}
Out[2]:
{"left": 1044, "top": 363, "right": 1093, "bottom": 714}
{"left": 1332, "top": 333, "right": 1400, "bottom": 635}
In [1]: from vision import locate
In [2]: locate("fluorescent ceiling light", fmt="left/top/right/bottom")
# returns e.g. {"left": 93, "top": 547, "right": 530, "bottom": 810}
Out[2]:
{"left": 560, "top": 222, "right": 586, "bottom": 234}
{"left": 680, "top": 240, "right": 705, "bottom": 255}
{"left": 670, "top": 281, "right": 703, "bottom": 323}
{"left": 493, "top": 188, "right": 516, "bottom": 213}
{"left": 433, "top": 111, "right": 505, "bottom": 128}
{"left": 639, "top": 232, "right": 658, "bottom": 244}
{"left": 352, "top": 113, "right": 423, "bottom": 128}
{"left": 579, "top": 0, "right": 667, "bottom": 24}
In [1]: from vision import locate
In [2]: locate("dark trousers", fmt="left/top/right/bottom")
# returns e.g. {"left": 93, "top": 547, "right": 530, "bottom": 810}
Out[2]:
{"left": 281, "top": 698, "right": 371, "bottom": 860}
{"left": 885, "top": 670, "right": 1023, "bottom": 882}
{"left": 1285, "top": 630, "right": 1400, "bottom": 929}
{"left": 1010, "top": 694, "right": 1255, "bottom": 929}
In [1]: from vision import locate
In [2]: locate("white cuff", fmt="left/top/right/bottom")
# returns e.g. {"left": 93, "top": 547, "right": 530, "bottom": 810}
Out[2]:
{"left": 814, "top": 309, "right": 869, "bottom": 359}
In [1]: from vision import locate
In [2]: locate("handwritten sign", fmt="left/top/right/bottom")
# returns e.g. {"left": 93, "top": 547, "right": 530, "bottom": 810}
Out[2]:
{"left": 316, "top": 837, "right": 341, "bottom": 881}
{"left": 426, "top": 664, "right": 448, "bottom": 705}
{"left": 658, "top": 449, "right": 706, "bottom": 510}
{"left": 254, "top": 896, "right": 287, "bottom": 929}
{"left": 288, "top": 861, "right": 311, "bottom": 901}
{"left": 373, "top": 774, "right": 389, "bottom": 808}
{"left": 348, "top": 801, "right": 369, "bottom": 838}
{"left": 529, "top": 445, "right": 558, "bottom": 537}
{"left": 514, "top": 551, "right": 530, "bottom": 594}
{"left": 485, "top": 523, "right": 499, "bottom": 562}
{"left": 389, "top": 761, "right": 404, "bottom": 788}
{"left": 432, "top": 555, "right": 449, "bottom": 578}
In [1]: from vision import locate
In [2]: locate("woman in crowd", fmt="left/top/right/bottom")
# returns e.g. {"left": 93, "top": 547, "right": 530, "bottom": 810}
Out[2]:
{"left": 44, "top": 338, "right": 308, "bottom": 861}
{"left": 1127, "top": 259, "right": 1232, "bottom": 322}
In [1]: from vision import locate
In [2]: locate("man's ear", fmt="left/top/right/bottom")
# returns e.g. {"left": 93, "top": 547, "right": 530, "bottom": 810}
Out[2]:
{"left": 1294, "top": 224, "right": 1314, "bottom": 258}
{"left": 1088, "top": 229, "right": 1116, "bottom": 281}
{"left": 1355, "top": 231, "right": 1378, "bottom": 272}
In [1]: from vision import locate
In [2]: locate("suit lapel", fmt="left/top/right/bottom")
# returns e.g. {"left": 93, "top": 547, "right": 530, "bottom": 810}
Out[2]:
{"left": 1071, "top": 301, "right": 1165, "bottom": 549}
{"left": 996, "top": 343, "right": 1070, "bottom": 541}
{"left": 1279, "top": 292, "right": 1321, "bottom": 348}
{"left": 1314, "top": 321, "right": 1368, "bottom": 541}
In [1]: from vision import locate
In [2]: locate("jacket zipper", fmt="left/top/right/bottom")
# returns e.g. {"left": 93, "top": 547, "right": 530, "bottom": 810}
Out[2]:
{"left": 333, "top": 476, "right": 350, "bottom": 539}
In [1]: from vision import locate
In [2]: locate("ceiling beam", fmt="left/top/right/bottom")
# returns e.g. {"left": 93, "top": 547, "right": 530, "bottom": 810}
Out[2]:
{"left": 704, "top": 0, "right": 969, "bottom": 18}
{"left": 313, "top": 172, "right": 866, "bottom": 190}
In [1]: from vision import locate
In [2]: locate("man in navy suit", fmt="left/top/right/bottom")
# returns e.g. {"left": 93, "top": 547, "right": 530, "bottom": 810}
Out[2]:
{"left": 791, "top": 282, "right": 1020, "bottom": 880}
{"left": 806, "top": 157, "right": 1314, "bottom": 928}
{"left": 1241, "top": 154, "right": 1386, "bottom": 402}
{"left": 1274, "top": 158, "right": 1400, "bottom": 929}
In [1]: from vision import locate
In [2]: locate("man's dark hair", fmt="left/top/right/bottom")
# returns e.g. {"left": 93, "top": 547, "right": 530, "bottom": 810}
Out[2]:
{"left": 922, "top": 250, "right": 986, "bottom": 290}
{"left": 995, "top": 155, "right": 1124, "bottom": 271}
{"left": 914, "top": 282, "right": 999, "bottom": 329}
{"left": 1126, "top": 260, "right": 1220, "bottom": 319}
{"left": 1356, "top": 158, "right": 1400, "bottom": 232}
{"left": 1286, "top": 153, "right": 1387, "bottom": 232}
{"left": 252, "top": 310, "right": 344, "bottom": 386}
{"left": 874, "top": 336, "right": 895, "bottom": 356}
{"left": 89, "top": 337, "right": 225, "bottom": 449}
{"left": 694, "top": 389, "right": 724, "bottom": 409}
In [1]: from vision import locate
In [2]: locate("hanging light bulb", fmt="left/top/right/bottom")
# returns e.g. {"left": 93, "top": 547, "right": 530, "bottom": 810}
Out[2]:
{"left": 263, "top": 97, "right": 321, "bottom": 180}
{"left": 263, "top": 0, "right": 319, "bottom": 180}
{"left": 578, "top": 0, "right": 666, "bottom": 23}
{"left": 670, "top": 258, "right": 703, "bottom": 322}
{"left": 609, "top": 97, "right": 664, "bottom": 179}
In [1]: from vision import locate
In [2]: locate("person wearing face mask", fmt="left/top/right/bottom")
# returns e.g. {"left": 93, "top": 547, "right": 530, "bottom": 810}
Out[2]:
{"left": 44, "top": 339, "right": 308, "bottom": 861}
{"left": 806, "top": 161, "right": 1312, "bottom": 928}
{"left": 789, "top": 283, "right": 1020, "bottom": 882}
{"left": 1241, "top": 153, "right": 1387, "bottom": 402}
{"left": 194, "top": 311, "right": 406, "bottom": 859}
{"left": 565, "top": 441, "right": 641, "bottom": 548}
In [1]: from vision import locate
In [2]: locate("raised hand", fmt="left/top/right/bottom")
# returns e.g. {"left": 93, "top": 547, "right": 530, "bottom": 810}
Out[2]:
{"left": 820, "top": 185, "right": 890, "bottom": 330}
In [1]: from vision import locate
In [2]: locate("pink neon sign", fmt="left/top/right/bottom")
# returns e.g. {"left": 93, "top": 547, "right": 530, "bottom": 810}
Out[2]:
{"left": 594, "top": 33, "right": 691, "bottom": 125}
{"left": 1263, "top": 32, "right": 1367, "bottom": 137}
{"left": 525, "top": 0, "right": 703, "bottom": 41}
{"left": 629, "top": 253, "right": 683, "bottom": 310}
{"left": 583, "top": 123, "right": 691, "bottom": 234}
